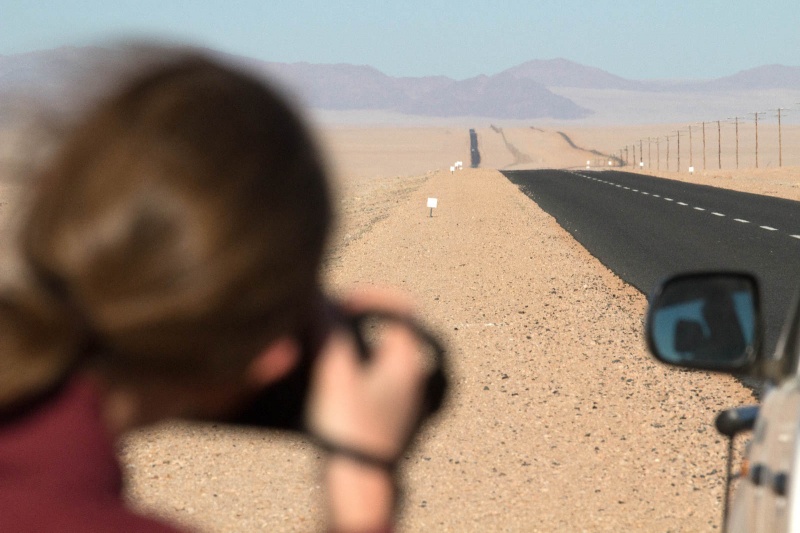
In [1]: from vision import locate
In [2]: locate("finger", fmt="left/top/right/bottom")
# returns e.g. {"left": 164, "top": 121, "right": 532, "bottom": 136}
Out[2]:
{"left": 338, "top": 287, "right": 422, "bottom": 372}
{"left": 372, "top": 323, "right": 428, "bottom": 384}
{"left": 338, "top": 286, "right": 416, "bottom": 317}
{"left": 314, "top": 327, "right": 362, "bottom": 382}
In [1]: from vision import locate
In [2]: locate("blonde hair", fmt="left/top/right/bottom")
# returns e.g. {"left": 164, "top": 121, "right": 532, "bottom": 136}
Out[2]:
{"left": 0, "top": 53, "right": 331, "bottom": 408}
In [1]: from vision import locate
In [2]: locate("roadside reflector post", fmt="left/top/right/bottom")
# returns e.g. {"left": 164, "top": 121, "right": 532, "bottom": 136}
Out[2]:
{"left": 450, "top": 166, "right": 455, "bottom": 174}
{"left": 689, "top": 166, "right": 695, "bottom": 175}
{"left": 427, "top": 197, "right": 438, "bottom": 218}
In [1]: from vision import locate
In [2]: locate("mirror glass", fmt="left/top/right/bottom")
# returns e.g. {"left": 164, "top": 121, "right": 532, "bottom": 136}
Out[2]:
{"left": 647, "top": 273, "right": 759, "bottom": 370}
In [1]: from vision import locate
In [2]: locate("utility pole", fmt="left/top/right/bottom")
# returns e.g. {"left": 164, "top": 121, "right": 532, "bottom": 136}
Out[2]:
{"left": 717, "top": 120, "right": 722, "bottom": 169}
{"left": 776, "top": 108, "right": 786, "bottom": 167}
{"left": 639, "top": 139, "right": 643, "bottom": 169}
{"left": 755, "top": 112, "right": 759, "bottom": 168}
{"left": 666, "top": 135, "right": 670, "bottom": 171}
{"left": 729, "top": 117, "right": 741, "bottom": 169}
{"left": 702, "top": 122, "right": 707, "bottom": 170}
{"left": 688, "top": 125, "right": 693, "bottom": 170}
{"left": 647, "top": 137, "right": 652, "bottom": 169}
{"left": 754, "top": 111, "right": 765, "bottom": 168}
{"left": 676, "top": 130, "right": 681, "bottom": 171}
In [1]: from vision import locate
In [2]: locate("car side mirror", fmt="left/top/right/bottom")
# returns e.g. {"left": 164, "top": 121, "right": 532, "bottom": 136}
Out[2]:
{"left": 646, "top": 272, "right": 761, "bottom": 373}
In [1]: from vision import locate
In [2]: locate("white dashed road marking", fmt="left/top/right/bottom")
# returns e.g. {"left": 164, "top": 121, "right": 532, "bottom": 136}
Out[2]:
{"left": 571, "top": 171, "right": 799, "bottom": 243}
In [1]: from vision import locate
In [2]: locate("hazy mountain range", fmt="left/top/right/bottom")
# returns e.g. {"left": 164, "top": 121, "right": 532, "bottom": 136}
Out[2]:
{"left": 1, "top": 46, "right": 799, "bottom": 123}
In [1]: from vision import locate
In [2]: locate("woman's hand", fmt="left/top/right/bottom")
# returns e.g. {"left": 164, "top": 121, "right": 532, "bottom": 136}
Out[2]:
{"left": 306, "top": 289, "right": 431, "bottom": 531}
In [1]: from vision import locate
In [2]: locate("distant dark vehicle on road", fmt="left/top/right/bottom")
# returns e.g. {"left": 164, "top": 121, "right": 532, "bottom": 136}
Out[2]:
{"left": 469, "top": 128, "right": 480, "bottom": 168}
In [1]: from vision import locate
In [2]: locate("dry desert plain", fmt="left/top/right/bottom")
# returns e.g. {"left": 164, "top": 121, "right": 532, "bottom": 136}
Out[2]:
{"left": 11, "top": 123, "right": 799, "bottom": 531}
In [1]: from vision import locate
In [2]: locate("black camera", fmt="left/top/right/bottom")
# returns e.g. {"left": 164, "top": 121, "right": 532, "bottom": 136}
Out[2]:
{"left": 229, "top": 305, "right": 448, "bottom": 433}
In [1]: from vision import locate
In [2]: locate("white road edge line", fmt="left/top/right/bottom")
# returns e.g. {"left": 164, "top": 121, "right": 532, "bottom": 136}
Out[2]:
{"left": 677, "top": 202, "right": 688, "bottom": 206}
{"left": 694, "top": 207, "right": 705, "bottom": 211}
{"left": 665, "top": 198, "right": 673, "bottom": 201}
{"left": 761, "top": 226, "right": 778, "bottom": 231}
{"left": 712, "top": 212, "right": 725, "bottom": 217}
{"left": 735, "top": 219, "right": 750, "bottom": 223}
{"left": 792, "top": 235, "right": 800, "bottom": 240}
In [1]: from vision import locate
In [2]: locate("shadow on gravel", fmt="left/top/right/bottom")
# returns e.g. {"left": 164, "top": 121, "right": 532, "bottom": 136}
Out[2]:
{"left": 555, "top": 130, "right": 622, "bottom": 166}
{"left": 491, "top": 125, "right": 533, "bottom": 167}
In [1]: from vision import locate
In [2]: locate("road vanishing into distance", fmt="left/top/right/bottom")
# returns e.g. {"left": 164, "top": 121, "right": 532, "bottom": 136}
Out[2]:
{"left": 502, "top": 169, "right": 800, "bottom": 354}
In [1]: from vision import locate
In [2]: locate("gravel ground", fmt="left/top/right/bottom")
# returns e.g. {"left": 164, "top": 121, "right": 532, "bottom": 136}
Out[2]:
{"left": 0, "top": 122, "right": 790, "bottom": 531}
{"left": 124, "top": 166, "right": 756, "bottom": 532}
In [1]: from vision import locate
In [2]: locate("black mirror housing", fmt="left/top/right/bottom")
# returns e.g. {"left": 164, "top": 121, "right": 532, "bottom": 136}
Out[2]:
{"left": 646, "top": 272, "right": 762, "bottom": 373}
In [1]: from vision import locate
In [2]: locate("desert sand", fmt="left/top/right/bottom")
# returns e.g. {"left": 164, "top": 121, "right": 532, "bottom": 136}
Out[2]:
{"left": 105, "top": 124, "right": 800, "bottom": 532}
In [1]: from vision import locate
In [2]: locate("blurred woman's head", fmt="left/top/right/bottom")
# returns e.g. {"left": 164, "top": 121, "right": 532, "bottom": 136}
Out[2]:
{"left": 0, "top": 52, "right": 332, "bottom": 409}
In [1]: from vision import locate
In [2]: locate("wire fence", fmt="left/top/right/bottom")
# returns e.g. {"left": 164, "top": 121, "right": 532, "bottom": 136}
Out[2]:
{"left": 617, "top": 105, "right": 800, "bottom": 171}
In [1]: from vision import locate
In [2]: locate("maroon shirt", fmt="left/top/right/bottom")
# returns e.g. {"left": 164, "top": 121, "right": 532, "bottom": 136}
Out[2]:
{"left": 0, "top": 378, "right": 183, "bottom": 532}
{"left": 0, "top": 378, "right": 394, "bottom": 533}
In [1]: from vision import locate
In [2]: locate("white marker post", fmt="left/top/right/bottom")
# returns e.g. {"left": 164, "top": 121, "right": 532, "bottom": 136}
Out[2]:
{"left": 608, "top": 160, "right": 613, "bottom": 167}
{"left": 639, "top": 161, "right": 644, "bottom": 169}
{"left": 450, "top": 166, "right": 455, "bottom": 174}
{"left": 689, "top": 166, "right": 695, "bottom": 175}
{"left": 427, "top": 197, "right": 438, "bottom": 218}
{"left": 586, "top": 160, "right": 591, "bottom": 170}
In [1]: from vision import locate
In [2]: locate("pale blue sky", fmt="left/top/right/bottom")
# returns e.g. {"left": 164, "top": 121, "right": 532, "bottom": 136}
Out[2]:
{"left": 1, "top": 1, "right": 798, "bottom": 80}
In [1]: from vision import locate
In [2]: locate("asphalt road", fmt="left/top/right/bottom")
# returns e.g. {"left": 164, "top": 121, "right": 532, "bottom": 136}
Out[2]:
{"left": 502, "top": 169, "right": 800, "bottom": 354}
